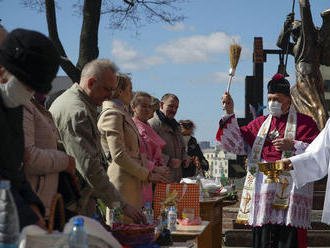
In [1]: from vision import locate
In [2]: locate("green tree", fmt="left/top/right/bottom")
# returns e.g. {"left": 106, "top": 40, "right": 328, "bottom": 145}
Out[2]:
{"left": 19, "top": 0, "right": 186, "bottom": 82}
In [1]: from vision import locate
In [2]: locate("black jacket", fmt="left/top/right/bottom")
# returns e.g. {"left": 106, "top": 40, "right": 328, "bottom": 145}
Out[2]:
{"left": 0, "top": 96, "right": 44, "bottom": 229}
{"left": 182, "top": 136, "right": 209, "bottom": 178}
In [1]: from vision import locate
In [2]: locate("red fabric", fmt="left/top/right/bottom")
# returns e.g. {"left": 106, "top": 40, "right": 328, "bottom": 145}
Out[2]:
{"left": 297, "top": 228, "right": 307, "bottom": 248}
{"left": 216, "top": 114, "right": 235, "bottom": 141}
{"left": 217, "top": 112, "right": 319, "bottom": 162}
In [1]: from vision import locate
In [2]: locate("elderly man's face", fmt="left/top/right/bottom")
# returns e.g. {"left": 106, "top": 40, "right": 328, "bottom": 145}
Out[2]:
{"left": 267, "top": 93, "right": 291, "bottom": 113}
{"left": 160, "top": 97, "right": 179, "bottom": 120}
{"left": 89, "top": 69, "right": 118, "bottom": 106}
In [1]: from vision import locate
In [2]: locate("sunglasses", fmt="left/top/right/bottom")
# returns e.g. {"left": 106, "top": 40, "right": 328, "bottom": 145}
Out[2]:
{"left": 180, "top": 122, "right": 193, "bottom": 129}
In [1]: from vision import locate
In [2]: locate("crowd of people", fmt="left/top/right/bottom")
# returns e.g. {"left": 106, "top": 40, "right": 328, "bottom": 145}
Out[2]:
{"left": 2, "top": 20, "right": 330, "bottom": 248}
{"left": 0, "top": 25, "right": 208, "bottom": 231}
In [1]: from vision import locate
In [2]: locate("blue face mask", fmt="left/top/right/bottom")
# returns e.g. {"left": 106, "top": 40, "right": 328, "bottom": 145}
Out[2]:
{"left": 0, "top": 76, "right": 34, "bottom": 108}
{"left": 268, "top": 101, "right": 283, "bottom": 117}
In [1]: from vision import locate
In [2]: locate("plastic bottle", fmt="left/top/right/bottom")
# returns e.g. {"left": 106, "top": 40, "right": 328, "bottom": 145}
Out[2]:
{"left": 68, "top": 217, "right": 88, "bottom": 248}
{"left": 143, "top": 202, "right": 154, "bottom": 225}
{"left": 167, "top": 206, "right": 177, "bottom": 232}
{"left": 0, "top": 180, "right": 20, "bottom": 248}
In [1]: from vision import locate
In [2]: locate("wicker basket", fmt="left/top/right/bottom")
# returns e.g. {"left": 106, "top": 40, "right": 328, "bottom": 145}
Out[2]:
{"left": 48, "top": 193, "right": 66, "bottom": 233}
{"left": 111, "top": 224, "right": 155, "bottom": 246}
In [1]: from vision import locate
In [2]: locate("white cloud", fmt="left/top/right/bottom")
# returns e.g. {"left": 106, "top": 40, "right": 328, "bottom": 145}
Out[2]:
{"left": 156, "top": 32, "right": 250, "bottom": 64}
{"left": 188, "top": 71, "right": 245, "bottom": 85}
{"left": 214, "top": 71, "right": 245, "bottom": 84}
{"left": 163, "top": 23, "right": 195, "bottom": 32}
{"left": 111, "top": 40, "right": 165, "bottom": 71}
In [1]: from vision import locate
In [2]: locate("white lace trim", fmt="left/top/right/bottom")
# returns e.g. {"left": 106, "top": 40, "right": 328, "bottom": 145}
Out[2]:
{"left": 247, "top": 172, "right": 313, "bottom": 229}
{"left": 294, "top": 140, "right": 309, "bottom": 155}
{"left": 219, "top": 117, "right": 246, "bottom": 155}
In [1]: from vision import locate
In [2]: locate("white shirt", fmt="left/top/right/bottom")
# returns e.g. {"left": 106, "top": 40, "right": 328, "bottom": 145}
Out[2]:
{"left": 290, "top": 119, "right": 330, "bottom": 225}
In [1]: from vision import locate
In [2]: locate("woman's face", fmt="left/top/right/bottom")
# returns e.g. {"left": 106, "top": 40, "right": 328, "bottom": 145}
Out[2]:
{"left": 132, "top": 96, "right": 152, "bottom": 123}
{"left": 119, "top": 80, "right": 133, "bottom": 106}
{"left": 180, "top": 123, "right": 194, "bottom": 136}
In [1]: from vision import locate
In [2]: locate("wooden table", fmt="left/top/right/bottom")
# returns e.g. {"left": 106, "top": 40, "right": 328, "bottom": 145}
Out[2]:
{"left": 171, "top": 221, "right": 211, "bottom": 247}
{"left": 199, "top": 196, "right": 237, "bottom": 248}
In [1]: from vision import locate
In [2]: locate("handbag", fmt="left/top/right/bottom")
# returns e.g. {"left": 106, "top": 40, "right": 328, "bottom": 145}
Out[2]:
{"left": 57, "top": 172, "right": 81, "bottom": 217}
{"left": 153, "top": 183, "right": 200, "bottom": 219}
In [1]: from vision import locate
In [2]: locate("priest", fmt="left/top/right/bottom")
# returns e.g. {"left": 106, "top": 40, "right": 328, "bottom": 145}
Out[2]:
{"left": 281, "top": 119, "right": 330, "bottom": 226}
{"left": 217, "top": 73, "right": 319, "bottom": 248}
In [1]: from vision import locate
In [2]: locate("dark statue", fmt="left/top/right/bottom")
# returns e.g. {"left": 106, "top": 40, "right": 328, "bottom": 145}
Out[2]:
{"left": 277, "top": 0, "right": 330, "bottom": 130}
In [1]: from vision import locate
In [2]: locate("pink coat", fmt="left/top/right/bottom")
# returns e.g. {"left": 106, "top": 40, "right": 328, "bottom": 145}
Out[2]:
{"left": 133, "top": 117, "right": 166, "bottom": 205}
{"left": 23, "top": 99, "right": 69, "bottom": 217}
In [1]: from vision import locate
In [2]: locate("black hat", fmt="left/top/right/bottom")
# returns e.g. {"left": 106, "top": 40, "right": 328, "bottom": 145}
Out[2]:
{"left": 267, "top": 73, "right": 291, "bottom": 97}
{"left": 0, "top": 28, "right": 60, "bottom": 94}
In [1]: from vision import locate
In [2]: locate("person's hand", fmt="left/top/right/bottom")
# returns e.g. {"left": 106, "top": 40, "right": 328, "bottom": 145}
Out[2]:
{"left": 281, "top": 158, "right": 293, "bottom": 171}
{"left": 183, "top": 157, "right": 192, "bottom": 168}
{"left": 30, "top": 204, "right": 47, "bottom": 230}
{"left": 65, "top": 156, "right": 76, "bottom": 176}
{"left": 193, "top": 156, "right": 201, "bottom": 169}
{"left": 169, "top": 158, "right": 182, "bottom": 168}
{"left": 272, "top": 138, "right": 294, "bottom": 151}
{"left": 153, "top": 165, "right": 169, "bottom": 176}
{"left": 222, "top": 92, "right": 234, "bottom": 114}
{"left": 149, "top": 172, "right": 168, "bottom": 184}
{"left": 285, "top": 12, "right": 294, "bottom": 28}
{"left": 122, "top": 204, "right": 146, "bottom": 224}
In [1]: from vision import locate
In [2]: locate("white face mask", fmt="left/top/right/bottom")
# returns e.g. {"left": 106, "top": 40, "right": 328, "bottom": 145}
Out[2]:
{"left": 268, "top": 101, "right": 283, "bottom": 117}
{"left": 0, "top": 76, "right": 35, "bottom": 108}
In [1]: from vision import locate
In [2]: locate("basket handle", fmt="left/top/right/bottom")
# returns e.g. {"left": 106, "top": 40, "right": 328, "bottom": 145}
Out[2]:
{"left": 48, "top": 193, "right": 66, "bottom": 234}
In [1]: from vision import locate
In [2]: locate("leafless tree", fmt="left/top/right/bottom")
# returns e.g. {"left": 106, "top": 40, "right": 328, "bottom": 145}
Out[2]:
{"left": 17, "top": 0, "right": 186, "bottom": 82}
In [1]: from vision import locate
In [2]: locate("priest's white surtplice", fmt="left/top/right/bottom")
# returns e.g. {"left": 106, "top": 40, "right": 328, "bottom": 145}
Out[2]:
{"left": 290, "top": 119, "right": 330, "bottom": 225}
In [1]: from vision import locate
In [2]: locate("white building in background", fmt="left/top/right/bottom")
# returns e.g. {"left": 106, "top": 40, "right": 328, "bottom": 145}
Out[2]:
{"left": 202, "top": 145, "right": 236, "bottom": 178}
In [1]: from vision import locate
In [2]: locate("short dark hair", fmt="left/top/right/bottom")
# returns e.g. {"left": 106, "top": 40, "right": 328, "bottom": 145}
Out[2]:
{"left": 150, "top": 96, "right": 160, "bottom": 111}
{"left": 131, "top": 91, "right": 151, "bottom": 107}
{"left": 161, "top": 93, "right": 179, "bottom": 102}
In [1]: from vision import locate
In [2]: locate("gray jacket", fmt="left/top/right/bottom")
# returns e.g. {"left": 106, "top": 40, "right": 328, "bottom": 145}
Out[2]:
{"left": 148, "top": 111, "right": 187, "bottom": 182}
{"left": 49, "top": 84, "right": 125, "bottom": 215}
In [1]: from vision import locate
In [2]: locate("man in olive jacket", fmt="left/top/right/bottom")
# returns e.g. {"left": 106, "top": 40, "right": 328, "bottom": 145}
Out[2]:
{"left": 149, "top": 93, "right": 191, "bottom": 182}
{"left": 0, "top": 28, "right": 60, "bottom": 229}
{"left": 49, "top": 59, "right": 145, "bottom": 223}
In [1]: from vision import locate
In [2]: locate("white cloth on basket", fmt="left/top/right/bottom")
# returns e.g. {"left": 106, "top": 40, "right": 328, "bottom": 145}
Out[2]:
{"left": 19, "top": 216, "right": 122, "bottom": 248}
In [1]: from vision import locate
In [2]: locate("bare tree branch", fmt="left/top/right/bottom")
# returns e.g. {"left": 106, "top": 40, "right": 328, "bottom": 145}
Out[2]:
{"left": 45, "top": 0, "right": 81, "bottom": 82}
{"left": 18, "top": 0, "right": 187, "bottom": 80}
{"left": 101, "top": 0, "right": 186, "bottom": 30}
{"left": 76, "top": 0, "right": 101, "bottom": 71}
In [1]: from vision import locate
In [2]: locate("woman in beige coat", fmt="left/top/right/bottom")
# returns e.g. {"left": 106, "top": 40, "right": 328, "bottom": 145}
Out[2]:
{"left": 98, "top": 74, "right": 166, "bottom": 218}
{"left": 23, "top": 96, "right": 75, "bottom": 218}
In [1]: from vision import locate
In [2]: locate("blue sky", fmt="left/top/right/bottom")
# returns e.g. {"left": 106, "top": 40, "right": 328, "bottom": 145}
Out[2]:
{"left": 1, "top": 0, "right": 329, "bottom": 143}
